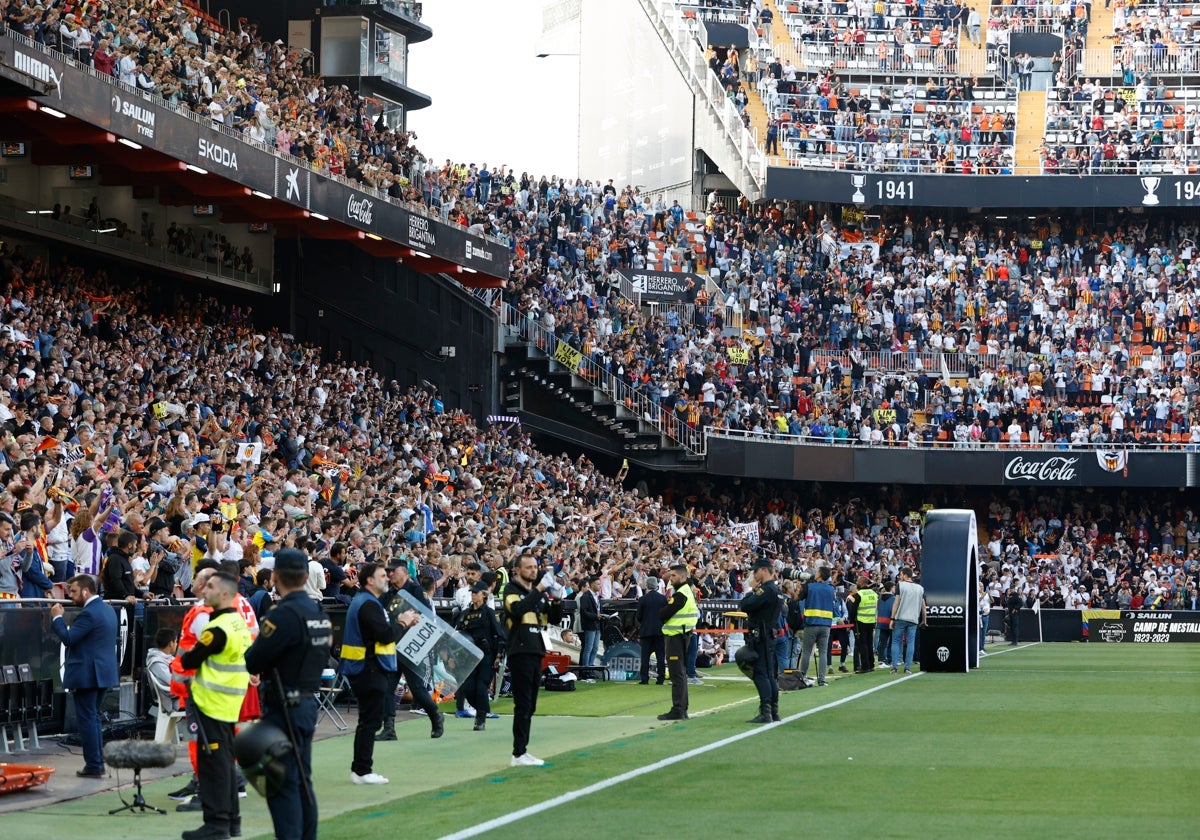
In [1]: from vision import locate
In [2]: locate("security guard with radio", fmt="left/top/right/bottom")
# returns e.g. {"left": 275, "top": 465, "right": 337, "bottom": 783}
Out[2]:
{"left": 179, "top": 571, "right": 251, "bottom": 840}
{"left": 739, "top": 558, "right": 782, "bottom": 724}
{"left": 848, "top": 575, "right": 878, "bottom": 673}
{"left": 657, "top": 563, "right": 699, "bottom": 721}
{"left": 240, "top": 549, "right": 332, "bottom": 840}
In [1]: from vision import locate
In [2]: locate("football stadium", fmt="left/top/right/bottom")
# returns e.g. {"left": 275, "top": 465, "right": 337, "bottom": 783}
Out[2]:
{"left": 0, "top": 0, "right": 1196, "bottom": 838}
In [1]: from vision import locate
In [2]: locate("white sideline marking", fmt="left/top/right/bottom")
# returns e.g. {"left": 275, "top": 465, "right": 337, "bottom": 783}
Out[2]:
{"left": 981, "top": 641, "right": 1040, "bottom": 658}
{"left": 436, "top": 672, "right": 924, "bottom": 840}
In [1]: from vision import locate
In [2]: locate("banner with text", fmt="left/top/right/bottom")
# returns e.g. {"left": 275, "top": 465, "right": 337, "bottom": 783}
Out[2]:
{"left": 1089, "top": 611, "right": 1200, "bottom": 643}
{"left": 616, "top": 268, "right": 702, "bottom": 302}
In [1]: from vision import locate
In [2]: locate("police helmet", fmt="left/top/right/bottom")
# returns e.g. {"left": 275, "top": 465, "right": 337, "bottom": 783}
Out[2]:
{"left": 734, "top": 643, "right": 758, "bottom": 679}
{"left": 234, "top": 721, "right": 292, "bottom": 798}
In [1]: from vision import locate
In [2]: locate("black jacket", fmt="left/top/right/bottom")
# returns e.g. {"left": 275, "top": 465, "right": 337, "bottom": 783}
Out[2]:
{"left": 579, "top": 588, "right": 602, "bottom": 631}
{"left": 101, "top": 547, "right": 137, "bottom": 599}
{"left": 456, "top": 602, "right": 506, "bottom": 657}
{"left": 741, "top": 579, "right": 781, "bottom": 644}
{"left": 636, "top": 590, "right": 668, "bottom": 638}
{"left": 502, "top": 578, "right": 561, "bottom": 657}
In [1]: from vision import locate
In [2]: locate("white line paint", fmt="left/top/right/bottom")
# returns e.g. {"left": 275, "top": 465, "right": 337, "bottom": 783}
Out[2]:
{"left": 980, "top": 641, "right": 1040, "bottom": 658}
{"left": 437, "top": 672, "right": 925, "bottom": 840}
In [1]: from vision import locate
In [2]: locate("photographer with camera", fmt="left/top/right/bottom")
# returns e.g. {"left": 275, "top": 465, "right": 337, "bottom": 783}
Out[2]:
{"left": 146, "top": 517, "right": 182, "bottom": 600}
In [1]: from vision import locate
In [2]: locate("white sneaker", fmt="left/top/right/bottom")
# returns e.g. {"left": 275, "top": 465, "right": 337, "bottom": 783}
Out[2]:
{"left": 351, "top": 772, "right": 390, "bottom": 785}
{"left": 510, "top": 752, "right": 544, "bottom": 767}
{"left": 463, "top": 702, "right": 476, "bottom": 716}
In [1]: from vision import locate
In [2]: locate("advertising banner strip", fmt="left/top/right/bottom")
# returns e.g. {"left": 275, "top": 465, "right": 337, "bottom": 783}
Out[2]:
{"left": 1089, "top": 611, "right": 1200, "bottom": 643}
{"left": 705, "top": 437, "right": 1193, "bottom": 487}
{"left": 766, "top": 166, "right": 1200, "bottom": 209}
{"left": 0, "top": 32, "right": 508, "bottom": 280}
{"left": 616, "top": 268, "right": 703, "bottom": 302}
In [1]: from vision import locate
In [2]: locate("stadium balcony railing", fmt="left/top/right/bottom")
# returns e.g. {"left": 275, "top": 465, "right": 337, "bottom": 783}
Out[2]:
{"left": 796, "top": 42, "right": 990, "bottom": 76}
{"left": 678, "top": 2, "right": 752, "bottom": 26}
{"left": 500, "top": 304, "right": 707, "bottom": 456}
{"left": 706, "top": 425, "right": 1200, "bottom": 451}
{"left": 1, "top": 29, "right": 506, "bottom": 252}
{"left": 1110, "top": 41, "right": 1200, "bottom": 76}
{"left": 771, "top": 96, "right": 1017, "bottom": 171}
{"left": 1040, "top": 87, "right": 1200, "bottom": 174}
{"left": 986, "top": 5, "right": 1071, "bottom": 34}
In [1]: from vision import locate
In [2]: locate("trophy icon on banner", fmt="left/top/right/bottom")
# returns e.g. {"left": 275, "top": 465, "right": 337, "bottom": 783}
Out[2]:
{"left": 850, "top": 174, "right": 866, "bottom": 204}
{"left": 1141, "top": 176, "right": 1161, "bottom": 206}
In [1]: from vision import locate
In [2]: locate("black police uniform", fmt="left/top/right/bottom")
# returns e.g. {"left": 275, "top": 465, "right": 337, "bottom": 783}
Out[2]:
{"left": 454, "top": 595, "right": 506, "bottom": 728}
{"left": 380, "top": 576, "right": 443, "bottom": 737}
{"left": 244, "top": 590, "right": 332, "bottom": 840}
{"left": 740, "top": 577, "right": 782, "bottom": 723}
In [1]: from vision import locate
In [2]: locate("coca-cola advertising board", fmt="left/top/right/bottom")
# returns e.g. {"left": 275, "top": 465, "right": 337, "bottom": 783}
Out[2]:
{"left": 706, "top": 436, "right": 1195, "bottom": 487}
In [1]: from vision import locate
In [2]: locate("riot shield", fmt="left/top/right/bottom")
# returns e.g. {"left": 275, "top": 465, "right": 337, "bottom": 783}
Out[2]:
{"left": 387, "top": 589, "right": 483, "bottom": 700}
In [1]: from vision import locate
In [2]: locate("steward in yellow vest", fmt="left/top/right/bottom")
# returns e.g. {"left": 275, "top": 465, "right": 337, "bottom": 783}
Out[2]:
{"left": 178, "top": 571, "right": 251, "bottom": 837}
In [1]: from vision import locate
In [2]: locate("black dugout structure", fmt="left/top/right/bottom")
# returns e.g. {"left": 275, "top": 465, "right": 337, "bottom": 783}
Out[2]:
{"left": 918, "top": 509, "right": 981, "bottom": 673}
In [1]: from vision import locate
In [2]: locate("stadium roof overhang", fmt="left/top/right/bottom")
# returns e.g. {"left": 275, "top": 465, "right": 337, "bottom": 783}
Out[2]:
{"left": 1, "top": 94, "right": 503, "bottom": 287}
{"left": 0, "top": 37, "right": 505, "bottom": 290}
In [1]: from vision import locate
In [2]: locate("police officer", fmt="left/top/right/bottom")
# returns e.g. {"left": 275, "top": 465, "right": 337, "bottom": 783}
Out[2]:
{"left": 455, "top": 580, "right": 506, "bottom": 731}
{"left": 848, "top": 575, "right": 877, "bottom": 673}
{"left": 379, "top": 561, "right": 444, "bottom": 740}
{"left": 244, "top": 549, "right": 332, "bottom": 840}
{"left": 180, "top": 571, "right": 251, "bottom": 840}
{"left": 341, "top": 562, "right": 419, "bottom": 785}
{"left": 741, "top": 558, "right": 782, "bottom": 724}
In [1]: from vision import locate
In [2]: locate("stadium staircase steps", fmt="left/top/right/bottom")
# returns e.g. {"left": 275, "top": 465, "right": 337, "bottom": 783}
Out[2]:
{"left": 743, "top": 82, "right": 772, "bottom": 165}
{"left": 755, "top": 0, "right": 803, "bottom": 161}
{"left": 959, "top": 0, "right": 989, "bottom": 58}
{"left": 764, "top": 0, "right": 804, "bottom": 69}
{"left": 1085, "top": 3, "right": 1115, "bottom": 59}
{"left": 500, "top": 334, "right": 703, "bottom": 468}
{"left": 636, "top": 0, "right": 764, "bottom": 198}
{"left": 1014, "top": 89, "right": 1047, "bottom": 172}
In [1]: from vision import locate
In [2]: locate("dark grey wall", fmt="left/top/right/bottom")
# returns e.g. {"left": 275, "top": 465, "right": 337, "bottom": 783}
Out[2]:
{"left": 278, "top": 239, "right": 497, "bottom": 419}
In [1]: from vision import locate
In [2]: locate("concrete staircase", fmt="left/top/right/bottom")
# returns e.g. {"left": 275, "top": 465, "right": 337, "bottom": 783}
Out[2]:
{"left": 959, "top": 0, "right": 990, "bottom": 58}
{"left": 1014, "top": 89, "right": 1047, "bottom": 173}
{"left": 1081, "top": 2, "right": 1115, "bottom": 77}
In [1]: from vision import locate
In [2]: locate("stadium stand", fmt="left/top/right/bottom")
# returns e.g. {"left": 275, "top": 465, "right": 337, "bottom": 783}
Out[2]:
{"left": 0, "top": 0, "right": 1197, "bottom": 621}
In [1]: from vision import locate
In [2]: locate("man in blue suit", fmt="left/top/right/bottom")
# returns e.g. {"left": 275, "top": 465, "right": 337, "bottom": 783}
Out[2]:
{"left": 50, "top": 573, "right": 119, "bottom": 777}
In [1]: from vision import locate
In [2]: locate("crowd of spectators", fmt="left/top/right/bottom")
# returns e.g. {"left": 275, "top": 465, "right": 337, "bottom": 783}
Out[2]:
{"left": 0, "top": 0, "right": 1197, "bottom": 622}
{"left": 499, "top": 181, "right": 1200, "bottom": 450}
{"left": 1109, "top": 0, "right": 1200, "bottom": 76}
{"left": 2, "top": 240, "right": 1196, "bottom": 620}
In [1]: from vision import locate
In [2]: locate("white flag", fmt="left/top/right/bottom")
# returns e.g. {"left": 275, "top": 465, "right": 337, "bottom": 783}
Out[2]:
{"left": 235, "top": 442, "right": 263, "bottom": 465}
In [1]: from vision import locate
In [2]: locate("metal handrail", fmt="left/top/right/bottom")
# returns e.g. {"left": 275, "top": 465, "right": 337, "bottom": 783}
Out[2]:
{"left": 640, "top": 0, "right": 766, "bottom": 193}
{"left": 796, "top": 44, "right": 990, "bottom": 78}
{"left": 706, "top": 425, "right": 1198, "bottom": 451}
{"left": 502, "top": 304, "right": 706, "bottom": 454}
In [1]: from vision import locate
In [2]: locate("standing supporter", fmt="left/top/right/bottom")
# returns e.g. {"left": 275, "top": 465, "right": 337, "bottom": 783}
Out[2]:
{"left": 891, "top": 567, "right": 927, "bottom": 674}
